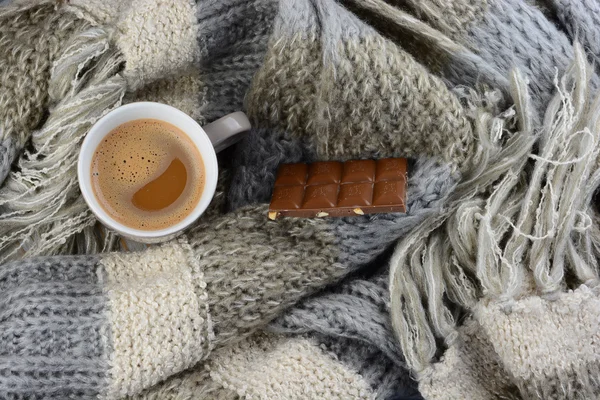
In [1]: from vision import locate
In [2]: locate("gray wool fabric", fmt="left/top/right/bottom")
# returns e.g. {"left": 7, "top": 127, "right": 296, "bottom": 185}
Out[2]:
{"left": 4, "top": 0, "right": 600, "bottom": 399}
{"left": 317, "top": 334, "right": 422, "bottom": 400}
{"left": 227, "top": 128, "right": 310, "bottom": 210}
{"left": 270, "top": 270, "right": 424, "bottom": 399}
{"left": 196, "top": 0, "right": 278, "bottom": 123}
{"left": 547, "top": 0, "right": 600, "bottom": 65}
{"left": 465, "top": 0, "right": 576, "bottom": 113}
{"left": 271, "top": 273, "right": 401, "bottom": 364}
{"left": 0, "top": 255, "right": 109, "bottom": 399}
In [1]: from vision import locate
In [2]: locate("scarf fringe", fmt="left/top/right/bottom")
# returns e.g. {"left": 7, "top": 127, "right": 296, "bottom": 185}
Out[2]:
{"left": 389, "top": 44, "right": 600, "bottom": 373}
{"left": 0, "top": 26, "right": 126, "bottom": 263}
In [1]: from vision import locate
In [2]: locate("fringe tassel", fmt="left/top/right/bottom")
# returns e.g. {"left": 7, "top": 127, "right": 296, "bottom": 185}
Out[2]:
{"left": 0, "top": 26, "right": 126, "bottom": 263}
{"left": 389, "top": 44, "right": 600, "bottom": 373}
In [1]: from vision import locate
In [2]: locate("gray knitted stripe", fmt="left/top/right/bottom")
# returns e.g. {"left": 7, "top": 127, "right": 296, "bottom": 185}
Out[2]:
{"left": 0, "top": 255, "right": 110, "bottom": 399}
{"left": 228, "top": 128, "right": 310, "bottom": 210}
{"left": 196, "top": 0, "right": 277, "bottom": 122}
{"left": 275, "top": 0, "right": 319, "bottom": 37}
{"left": 467, "top": 0, "right": 576, "bottom": 113}
{"left": 332, "top": 159, "right": 455, "bottom": 270}
{"left": 315, "top": 335, "right": 421, "bottom": 400}
{"left": 227, "top": 125, "right": 455, "bottom": 270}
{"left": 271, "top": 275, "right": 402, "bottom": 362}
{"left": 548, "top": 0, "right": 600, "bottom": 63}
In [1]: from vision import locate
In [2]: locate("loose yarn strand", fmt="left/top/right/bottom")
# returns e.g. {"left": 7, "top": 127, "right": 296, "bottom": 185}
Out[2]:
{"left": 390, "top": 45, "right": 600, "bottom": 372}
{"left": 0, "top": 26, "right": 126, "bottom": 262}
{"left": 389, "top": 69, "right": 534, "bottom": 371}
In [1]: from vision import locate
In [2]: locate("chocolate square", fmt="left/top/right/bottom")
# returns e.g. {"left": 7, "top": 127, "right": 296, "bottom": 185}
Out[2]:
{"left": 307, "top": 162, "right": 342, "bottom": 185}
{"left": 275, "top": 163, "right": 308, "bottom": 186}
{"left": 302, "top": 184, "right": 339, "bottom": 208}
{"left": 373, "top": 181, "right": 405, "bottom": 206}
{"left": 375, "top": 158, "right": 407, "bottom": 181}
{"left": 342, "top": 160, "right": 376, "bottom": 183}
{"left": 338, "top": 183, "right": 373, "bottom": 207}
{"left": 270, "top": 185, "right": 305, "bottom": 209}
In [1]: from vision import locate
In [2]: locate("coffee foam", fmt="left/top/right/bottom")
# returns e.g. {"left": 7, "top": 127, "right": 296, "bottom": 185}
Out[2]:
{"left": 91, "top": 119, "right": 205, "bottom": 230}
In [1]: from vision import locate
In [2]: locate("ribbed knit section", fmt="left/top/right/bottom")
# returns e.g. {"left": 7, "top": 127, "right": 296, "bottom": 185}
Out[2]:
{"left": 0, "top": 255, "right": 110, "bottom": 399}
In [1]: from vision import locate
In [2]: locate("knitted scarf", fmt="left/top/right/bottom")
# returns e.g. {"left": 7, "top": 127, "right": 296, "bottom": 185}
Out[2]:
{"left": 1, "top": 0, "right": 600, "bottom": 399}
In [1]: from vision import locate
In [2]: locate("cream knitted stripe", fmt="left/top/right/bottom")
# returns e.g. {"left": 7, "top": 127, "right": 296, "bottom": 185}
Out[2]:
{"left": 418, "top": 319, "right": 520, "bottom": 400}
{"left": 207, "top": 333, "right": 374, "bottom": 400}
{"left": 115, "top": 0, "right": 200, "bottom": 90}
{"left": 67, "top": 0, "right": 201, "bottom": 90}
{"left": 476, "top": 285, "right": 600, "bottom": 399}
{"left": 125, "top": 68, "right": 205, "bottom": 123}
{"left": 132, "top": 333, "right": 376, "bottom": 400}
{"left": 99, "top": 241, "right": 213, "bottom": 399}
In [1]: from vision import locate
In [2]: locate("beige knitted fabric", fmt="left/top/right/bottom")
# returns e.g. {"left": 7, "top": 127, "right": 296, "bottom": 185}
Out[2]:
{"left": 246, "top": 0, "right": 475, "bottom": 172}
{"left": 133, "top": 333, "right": 375, "bottom": 400}
{"left": 0, "top": 1, "right": 90, "bottom": 182}
{"left": 419, "top": 319, "right": 520, "bottom": 399}
{"left": 100, "top": 242, "right": 213, "bottom": 399}
{"left": 186, "top": 204, "right": 341, "bottom": 347}
{"left": 420, "top": 285, "right": 600, "bottom": 399}
{"left": 125, "top": 69, "right": 205, "bottom": 123}
{"left": 68, "top": 0, "right": 200, "bottom": 90}
{"left": 114, "top": 0, "right": 200, "bottom": 90}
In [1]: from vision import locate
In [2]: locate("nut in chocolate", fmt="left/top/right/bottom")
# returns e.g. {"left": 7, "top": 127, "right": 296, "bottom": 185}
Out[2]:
{"left": 268, "top": 158, "right": 407, "bottom": 219}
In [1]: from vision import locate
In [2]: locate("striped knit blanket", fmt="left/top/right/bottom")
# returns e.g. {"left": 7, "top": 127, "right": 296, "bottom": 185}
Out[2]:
{"left": 1, "top": 0, "right": 600, "bottom": 399}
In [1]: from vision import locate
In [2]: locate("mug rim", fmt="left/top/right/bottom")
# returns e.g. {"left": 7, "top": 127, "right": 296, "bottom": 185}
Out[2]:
{"left": 77, "top": 102, "right": 218, "bottom": 240}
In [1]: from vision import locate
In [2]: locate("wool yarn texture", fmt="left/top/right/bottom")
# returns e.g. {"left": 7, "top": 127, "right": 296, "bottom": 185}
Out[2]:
{"left": 1, "top": 0, "right": 600, "bottom": 399}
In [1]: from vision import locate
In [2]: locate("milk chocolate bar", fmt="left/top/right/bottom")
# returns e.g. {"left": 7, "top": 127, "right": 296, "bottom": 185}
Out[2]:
{"left": 268, "top": 158, "right": 407, "bottom": 219}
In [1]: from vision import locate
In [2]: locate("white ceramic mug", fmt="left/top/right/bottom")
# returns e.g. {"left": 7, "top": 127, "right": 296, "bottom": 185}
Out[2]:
{"left": 78, "top": 102, "right": 250, "bottom": 243}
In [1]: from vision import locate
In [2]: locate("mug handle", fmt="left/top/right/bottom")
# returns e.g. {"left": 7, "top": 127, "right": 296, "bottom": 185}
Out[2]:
{"left": 202, "top": 111, "right": 251, "bottom": 153}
